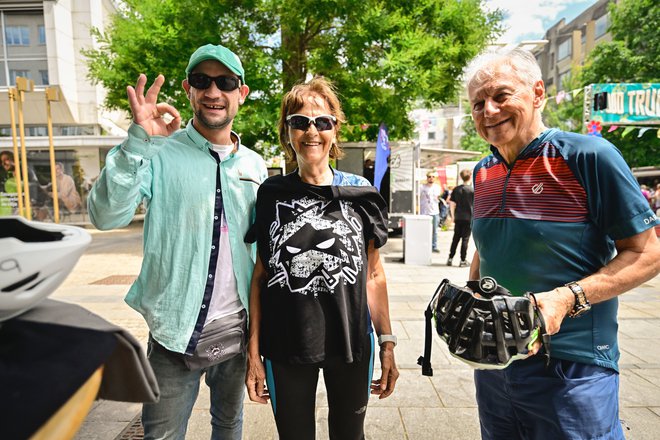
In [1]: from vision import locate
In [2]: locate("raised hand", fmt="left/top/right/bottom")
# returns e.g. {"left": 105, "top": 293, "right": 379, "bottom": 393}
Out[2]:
{"left": 127, "top": 74, "right": 182, "bottom": 137}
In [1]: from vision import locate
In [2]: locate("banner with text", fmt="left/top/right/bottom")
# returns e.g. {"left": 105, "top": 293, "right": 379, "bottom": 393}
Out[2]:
{"left": 591, "top": 83, "right": 660, "bottom": 126}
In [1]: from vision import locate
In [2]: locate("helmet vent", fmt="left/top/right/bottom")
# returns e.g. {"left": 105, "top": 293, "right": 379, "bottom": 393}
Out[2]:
{"left": 0, "top": 218, "right": 64, "bottom": 242}
{"left": 2, "top": 272, "right": 40, "bottom": 293}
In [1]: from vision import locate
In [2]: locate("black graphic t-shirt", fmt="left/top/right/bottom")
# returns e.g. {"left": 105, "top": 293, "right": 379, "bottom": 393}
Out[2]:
{"left": 248, "top": 171, "right": 388, "bottom": 364}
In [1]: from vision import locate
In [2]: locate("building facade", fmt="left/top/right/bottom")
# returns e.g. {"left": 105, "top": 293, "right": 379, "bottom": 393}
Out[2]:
{"left": 532, "top": 0, "right": 615, "bottom": 92}
{"left": 0, "top": 0, "right": 125, "bottom": 221}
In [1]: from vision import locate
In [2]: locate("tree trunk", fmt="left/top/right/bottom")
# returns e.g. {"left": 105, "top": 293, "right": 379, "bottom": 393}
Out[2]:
{"left": 280, "top": 21, "right": 306, "bottom": 91}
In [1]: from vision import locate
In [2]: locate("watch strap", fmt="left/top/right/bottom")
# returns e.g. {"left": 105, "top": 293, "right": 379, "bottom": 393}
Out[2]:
{"left": 565, "top": 282, "right": 590, "bottom": 318}
{"left": 378, "top": 334, "right": 397, "bottom": 347}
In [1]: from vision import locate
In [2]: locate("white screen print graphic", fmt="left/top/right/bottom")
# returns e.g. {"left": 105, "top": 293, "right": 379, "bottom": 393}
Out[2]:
{"left": 267, "top": 197, "right": 363, "bottom": 296}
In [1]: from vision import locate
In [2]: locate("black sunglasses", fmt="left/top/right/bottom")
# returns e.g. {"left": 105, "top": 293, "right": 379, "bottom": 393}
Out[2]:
{"left": 187, "top": 73, "right": 241, "bottom": 91}
{"left": 286, "top": 114, "right": 337, "bottom": 132}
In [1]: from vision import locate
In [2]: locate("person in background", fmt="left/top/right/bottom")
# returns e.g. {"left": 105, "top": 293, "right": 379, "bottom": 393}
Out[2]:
{"left": 446, "top": 169, "right": 474, "bottom": 267}
{"left": 438, "top": 183, "right": 449, "bottom": 230}
{"left": 48, "top": 162, "right": 82, "bottom": 213}
{"left": 420, "top": 171, "right": 442, "bottom": 253}
{"left": 0, "top": 150, "right": 19, "bottom": 215}
{"left": 88, "top": 44, "right": 267, "bottom": 439}
{"left": 466, "top": 47, "right": 660, "bottom": 439}
{"left": 442, "top": 185, "right": 453, "bottom": 227}
{"left": 1, "top": 150, "right": 48, "bottom": 218}
{"left": 641, "top": 184, "right": 652, "bottom": 208}
{"left": 245, "top": 76, "right": 398, "bottom": 440}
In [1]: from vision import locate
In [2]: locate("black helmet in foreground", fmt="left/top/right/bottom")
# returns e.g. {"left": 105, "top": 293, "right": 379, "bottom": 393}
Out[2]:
{"left": 418, "top": 277, "right": 550, "bottom": 375}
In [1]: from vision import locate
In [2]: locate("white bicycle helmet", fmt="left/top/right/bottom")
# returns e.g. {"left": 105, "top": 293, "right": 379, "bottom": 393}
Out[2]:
{"left": 0, "top": 216, "right": 91, "bottom": 322}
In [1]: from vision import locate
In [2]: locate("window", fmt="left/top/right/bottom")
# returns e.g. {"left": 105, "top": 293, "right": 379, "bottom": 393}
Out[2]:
{"left": 26, "top": 126, "right": 48, "bottom": 136}
{"left": 427, "top": 132, "right": 436, "bottom": 140}
{"left": 5, "top": 26, "right": 30, "bottom": 46}
{"left": 558, "top": 71, "right": 571, "bottom": 91}
{"left": 9, "top": 70, "right": 31, "bottom": 84}
{"left": 595, "top": 14, "right": 609, "bottom": 38}
{"left": 39, "top": 70, "right": 49, "bottom": 85}
{"left": 38, "top": 25, "right": 46, "bottom": 44}
{"left": 558, "top": 38, "right": 572, "bottom": 61}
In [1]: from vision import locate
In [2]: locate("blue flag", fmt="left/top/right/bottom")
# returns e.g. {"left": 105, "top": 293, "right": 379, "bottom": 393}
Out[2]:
{"left": 374, "top": 123, "right": 389, "bottom": 191}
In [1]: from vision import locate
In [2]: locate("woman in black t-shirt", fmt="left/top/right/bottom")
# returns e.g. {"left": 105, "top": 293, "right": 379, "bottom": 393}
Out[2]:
{"left": 245, "top": 77, "right": 399, "bottom": 440}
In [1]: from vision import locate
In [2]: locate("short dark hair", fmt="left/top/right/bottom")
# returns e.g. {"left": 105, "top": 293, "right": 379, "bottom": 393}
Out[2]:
{"left": 460, "top": 169, "right": 472, "bottom": 182}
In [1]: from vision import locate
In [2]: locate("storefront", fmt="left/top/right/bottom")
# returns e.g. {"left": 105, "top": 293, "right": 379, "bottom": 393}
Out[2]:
{"left": 0, "top": 135, "right": 123, "bottom": 222}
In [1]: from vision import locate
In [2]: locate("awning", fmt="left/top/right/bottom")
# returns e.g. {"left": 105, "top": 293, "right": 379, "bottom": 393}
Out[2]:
{"left": 419, "top": 146, "right": 481, "bottom": 167}
{"left": 342, "top": 141, "right": 481, "bottom": 167}
{"left": 0, "top": 86, "right": 76, "bottom": 125}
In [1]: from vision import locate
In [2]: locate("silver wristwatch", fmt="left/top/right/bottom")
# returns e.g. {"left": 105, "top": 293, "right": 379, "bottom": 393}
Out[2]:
{"left": 566, "top": 282, "right": 591, "bottom": 318}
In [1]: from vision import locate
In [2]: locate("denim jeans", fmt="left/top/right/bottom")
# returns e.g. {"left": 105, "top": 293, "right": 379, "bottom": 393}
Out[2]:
{"left": 430, "top": 213, "right": 440, "bottom": 250}
{"left": 142, "top": 337, "right": 246, "bottom": 440}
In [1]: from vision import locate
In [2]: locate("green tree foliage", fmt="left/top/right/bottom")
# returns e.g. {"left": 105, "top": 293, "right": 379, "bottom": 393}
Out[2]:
{"left": 542, "top": 66, "right": 584, "bottom": 133}
{"left": 582, "top": 0, "right": 659, "bottom": 84}
{"left": 85, "top": 0, "right": 501, "bottom": 155}
{"left": 580, "top": 0, "right": 660, "bottom": 166}
{"left": 458, "top": 115, "right": 490, "bottom": 156}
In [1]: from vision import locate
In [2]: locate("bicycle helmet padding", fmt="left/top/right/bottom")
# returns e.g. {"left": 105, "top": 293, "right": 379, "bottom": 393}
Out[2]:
{"left": 419, "top": 278, "right": 548, "bottom": 374}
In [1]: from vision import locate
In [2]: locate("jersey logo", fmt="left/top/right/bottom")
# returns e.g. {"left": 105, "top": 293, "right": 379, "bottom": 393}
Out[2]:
{"left": 531, "top": 182, "right": 544, "bottom": 194}
{"left": 267, "top": 197, "right": 363, "bottom": 296}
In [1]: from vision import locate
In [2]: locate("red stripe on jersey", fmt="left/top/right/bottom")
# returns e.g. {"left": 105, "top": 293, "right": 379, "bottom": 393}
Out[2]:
{"left": 474, "top": 144, "right": 588, "bottom": 222}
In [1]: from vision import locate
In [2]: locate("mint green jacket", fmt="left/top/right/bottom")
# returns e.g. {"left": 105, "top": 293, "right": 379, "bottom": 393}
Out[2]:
{"left": 88, "top": 122, "right": 267, "bottom": 353}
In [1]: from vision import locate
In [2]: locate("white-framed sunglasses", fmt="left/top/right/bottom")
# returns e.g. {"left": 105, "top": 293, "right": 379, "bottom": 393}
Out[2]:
{"left": 286, "top": 114, "right": 337, "bottom": 132}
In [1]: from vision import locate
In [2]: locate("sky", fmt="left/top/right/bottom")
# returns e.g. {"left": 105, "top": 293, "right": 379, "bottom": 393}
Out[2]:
{"left": 485, "top": 0, "right": 600, "bottom": 44}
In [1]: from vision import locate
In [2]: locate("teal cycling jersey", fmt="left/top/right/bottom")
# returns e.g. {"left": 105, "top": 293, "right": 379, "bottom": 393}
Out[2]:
{"left": 472, "top": 129, "right": 659, "bottom": 371}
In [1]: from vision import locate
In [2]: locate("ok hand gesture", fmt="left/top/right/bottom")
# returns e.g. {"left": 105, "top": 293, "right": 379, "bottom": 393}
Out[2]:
{"left": 127, "top": 74, "right": 182, "bottom": 137}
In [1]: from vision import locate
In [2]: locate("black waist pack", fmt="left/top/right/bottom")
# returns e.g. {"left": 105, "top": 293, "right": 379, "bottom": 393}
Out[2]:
{"left": 183, "top": 309, "right": 247, "bottom": 370}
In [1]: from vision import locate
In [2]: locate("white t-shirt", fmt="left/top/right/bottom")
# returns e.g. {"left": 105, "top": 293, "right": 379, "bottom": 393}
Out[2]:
{"left": 420, "top": 183, "right": 441, "bottom": 215}
{"left": 205, "top": 144, "right": 243, "bottom": 325}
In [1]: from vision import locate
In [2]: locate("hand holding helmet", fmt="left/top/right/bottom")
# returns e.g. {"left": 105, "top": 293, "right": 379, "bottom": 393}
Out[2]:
{"left": 418, "top": 277, "right": 550, "bottom": 375}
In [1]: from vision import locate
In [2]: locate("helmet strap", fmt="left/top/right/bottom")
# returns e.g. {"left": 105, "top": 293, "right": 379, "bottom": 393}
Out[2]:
{"left": 526, "top": 292, "right": 552, "bottom": 367}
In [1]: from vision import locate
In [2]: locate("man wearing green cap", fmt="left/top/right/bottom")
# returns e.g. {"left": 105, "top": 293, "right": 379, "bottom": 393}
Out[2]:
{"left": 88, "top": 44, "right": 267, "bottom": 439}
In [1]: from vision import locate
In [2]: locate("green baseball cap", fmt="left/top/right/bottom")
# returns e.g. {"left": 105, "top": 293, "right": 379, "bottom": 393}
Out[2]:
{"left": 185, "top": 44, "right": 245, "bottom": 83}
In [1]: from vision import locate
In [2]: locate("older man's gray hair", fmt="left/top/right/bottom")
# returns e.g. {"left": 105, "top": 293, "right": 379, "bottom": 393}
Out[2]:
{"left": 465, "top": 48, "right": 543, "bottom": 91}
